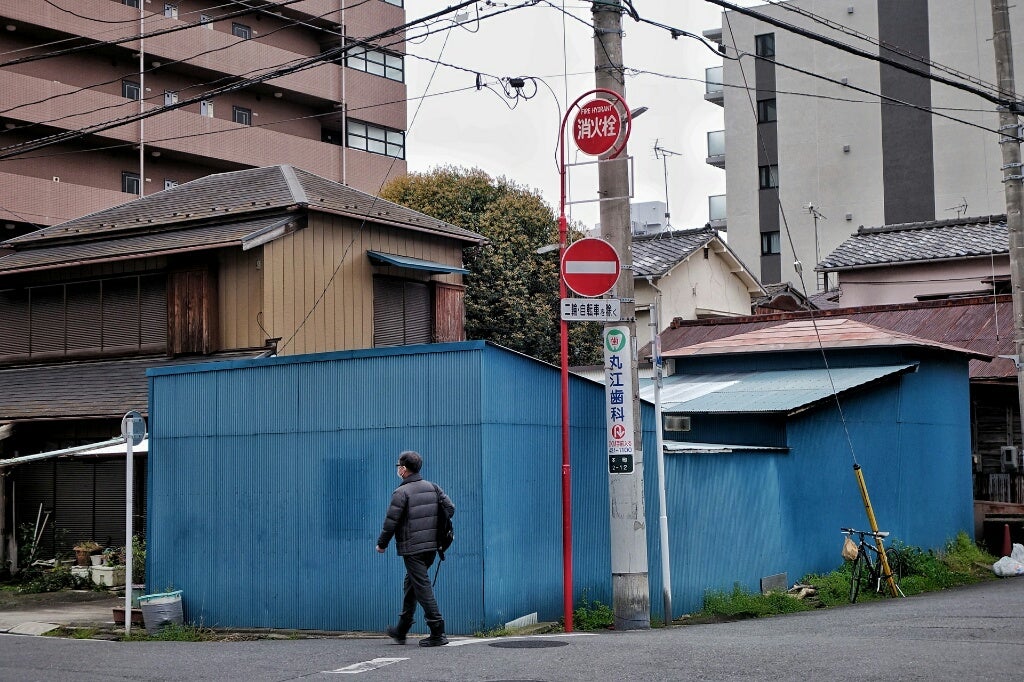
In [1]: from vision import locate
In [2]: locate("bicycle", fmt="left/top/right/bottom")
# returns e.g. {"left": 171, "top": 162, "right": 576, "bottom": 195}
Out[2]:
{"left": 841, "top": 527, "right": 905, "bottom": 603}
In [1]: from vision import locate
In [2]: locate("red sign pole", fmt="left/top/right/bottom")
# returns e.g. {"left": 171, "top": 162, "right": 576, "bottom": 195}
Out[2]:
{"left": 557, "top": 89, "right": 631, "bottom": 633}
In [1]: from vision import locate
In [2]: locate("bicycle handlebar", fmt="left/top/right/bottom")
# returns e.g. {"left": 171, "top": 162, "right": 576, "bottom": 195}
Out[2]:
{"left": 840, "top": 527, "right": 890, "bottom": 539}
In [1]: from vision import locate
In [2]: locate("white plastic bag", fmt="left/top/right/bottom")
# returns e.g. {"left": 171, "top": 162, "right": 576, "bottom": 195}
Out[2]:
{"left": 992, "top": 556, "right": 1024, "bottom": 577}
{"left": 1011, "top": 543, "right": 1024, "bottom": 563}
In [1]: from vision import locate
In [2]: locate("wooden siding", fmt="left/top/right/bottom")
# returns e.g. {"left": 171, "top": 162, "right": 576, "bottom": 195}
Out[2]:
{"left": 434, "top": 282, "right": 465, "bottom": 342}
{"left": 262, "top": 214, "right": 465, "bottom": 355}
{"left": 217, "top": 248, "right": 264, "bottom": 351}
{"left": 167, "top": 269, "right": 218, "bottom": 355}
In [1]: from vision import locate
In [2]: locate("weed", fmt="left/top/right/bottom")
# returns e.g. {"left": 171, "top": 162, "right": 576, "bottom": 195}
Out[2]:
{"left": 474, "top": 625, "right": 513, "bottom": 637}
{"left": 572, "top": 594, "right": 615, "bottom": 630}
{"left": 43, "top": 626, "right": 98, "bottom": 639}
{"left": 122, "top": 623, "right": 216, "bottom": 642}
{"left": 697, "top": 584, "right": 813, "bottom": 619}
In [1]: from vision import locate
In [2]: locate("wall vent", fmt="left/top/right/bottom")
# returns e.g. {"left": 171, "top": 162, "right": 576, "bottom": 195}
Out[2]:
{"left": 664, "top": 415, "right": 691, "bottom": 432}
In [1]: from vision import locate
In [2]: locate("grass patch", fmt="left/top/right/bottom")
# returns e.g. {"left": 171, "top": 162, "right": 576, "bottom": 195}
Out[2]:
{"left": 572, "top": 595, "right": 615, "bottom": 630}
{"left": 43, "top": 626, "right": 99, "bottom": 639}
{"left": 122, "top": 623, "right": 218, "bottom": 642}
{"left": 695, "top": 584, "right": 814, "bottom": 620}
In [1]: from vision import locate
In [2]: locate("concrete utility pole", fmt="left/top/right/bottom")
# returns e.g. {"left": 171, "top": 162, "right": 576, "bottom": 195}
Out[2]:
{"left": 991, "top": 0, "right": 1024, "bottom": 439}
{"left": 592, "top": 0, "right": 651, "bottom": 630}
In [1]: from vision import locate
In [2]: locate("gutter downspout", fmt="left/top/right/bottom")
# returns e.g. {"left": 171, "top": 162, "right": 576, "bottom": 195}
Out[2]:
{"left": 646, "top": 275, "right": 672, "bottom": 622}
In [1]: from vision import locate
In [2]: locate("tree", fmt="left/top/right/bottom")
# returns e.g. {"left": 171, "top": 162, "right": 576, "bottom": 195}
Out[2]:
{"left": 381, "top": 166, "right": 602, "bottom": 366}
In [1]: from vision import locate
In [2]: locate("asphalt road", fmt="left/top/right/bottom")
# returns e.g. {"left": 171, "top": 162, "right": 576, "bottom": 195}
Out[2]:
{"left": 2, "top": 577, "right": 1022, "bottom": 681}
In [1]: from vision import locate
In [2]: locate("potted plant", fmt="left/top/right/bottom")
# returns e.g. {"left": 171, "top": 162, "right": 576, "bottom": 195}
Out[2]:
{"left": 92, "top": 546, "right": 126, "bottom": 587}
{"left": 72, "top": 541, "right": 101, "bottom": 567}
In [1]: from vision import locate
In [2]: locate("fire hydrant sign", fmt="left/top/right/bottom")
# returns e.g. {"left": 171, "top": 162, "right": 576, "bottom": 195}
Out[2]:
{"left": 573, "top": 99, "right": 621, "bottom": 156}
{"left": 604, "top": 325, "right": 635, "bottom": 474}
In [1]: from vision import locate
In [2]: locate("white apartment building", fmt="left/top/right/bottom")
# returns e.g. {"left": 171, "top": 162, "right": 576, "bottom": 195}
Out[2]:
{"left": 703, "top": 0, "right": 1024, "bottom": 288}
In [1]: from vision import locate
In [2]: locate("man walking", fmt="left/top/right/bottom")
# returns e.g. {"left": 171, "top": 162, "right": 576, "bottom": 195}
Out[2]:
{"left": 376, "top": 450, "right": 455, "bottom": 647}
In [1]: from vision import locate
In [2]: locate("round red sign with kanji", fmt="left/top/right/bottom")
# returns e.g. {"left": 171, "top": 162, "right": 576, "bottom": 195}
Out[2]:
{"left": 572, "top": 99, "right": 622, "bottom": 156}
{"left": 561, "top": 238, "right": 621, "bottom": 298}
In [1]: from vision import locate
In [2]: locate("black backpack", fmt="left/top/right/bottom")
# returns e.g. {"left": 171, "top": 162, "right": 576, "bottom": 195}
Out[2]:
{"left": 433, "top": 484, "right": 454, "bottom": 560}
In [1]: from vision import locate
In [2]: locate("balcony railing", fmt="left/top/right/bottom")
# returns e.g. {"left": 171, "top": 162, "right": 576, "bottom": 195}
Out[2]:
{"left": 706, "top": 130, "right": 725, "bottom": 168}
{"left": 708, "top": 194, "right": 726, "bottom": 229}
{"left": 705, "top": 66, "right": 724, "bottom": 105}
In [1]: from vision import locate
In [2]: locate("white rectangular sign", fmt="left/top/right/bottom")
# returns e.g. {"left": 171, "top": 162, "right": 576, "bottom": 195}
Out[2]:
{"left": 603, "top": 325, "right": 635, "bottom": 472}
{"left": 561, "top": 298, "right": 621, "bottom": 322}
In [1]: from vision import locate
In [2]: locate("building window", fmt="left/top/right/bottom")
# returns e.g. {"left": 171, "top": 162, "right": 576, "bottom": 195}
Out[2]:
{"left": 123, "top": 0, "right": 140, "bottom": 7}
{"left": 200, "top": 14, "right": 214, "bottom": 28}
{"left": 232, "top": 22, "right": 252, "bottom": 39}
{"left": 200, "top": 100, "right": 214, "bottom": 118}
{"left": 755, "top": 33, "right": 775, "bottom": 58}
{"left": 757, "top": 98, "right": 777, "bottom": 123}
{"left": 164, "top": 3, "right": 177, "bottom": 18}
{"left": 164, "top": 180, "right": 178, "bottom": 190}
{"left": 373, "top": 277, "right": 430, "bottom": 347}
{"left": 232, "top": 106, "right": 252, "bottom": 125}
{"left": 164, "top": 91, "right": 178, "bottom": 106}
{"left": 122, "top": 171, "right": 141, "bottom": 195}
{"left": 347, "top": 120, "right": 405, "bottom": 159}
{"left": 122, "top": 80, "right": 140, "bottom": 100}
{"left": 761, "top": 231, "right": 781, "bottom": 256}
{"left": 381, "top": 0, "right": 403, "bottom": 6}
{"left": 346, "top": 44, "right": 404, "bottom": 82}
{"left": 758, "top": 164, "right": 779, "bottom": 189}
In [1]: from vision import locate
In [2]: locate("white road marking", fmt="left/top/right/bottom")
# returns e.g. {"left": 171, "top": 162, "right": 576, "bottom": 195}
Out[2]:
{"left": 445, "top": 632, "right": 598, "bottom": 647}
{"left": 324, "top": 657, "right": 408, "bottom": 674}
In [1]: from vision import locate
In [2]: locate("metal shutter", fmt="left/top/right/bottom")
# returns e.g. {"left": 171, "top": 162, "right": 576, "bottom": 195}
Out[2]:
{"left": 0, "top": 288, "right": 29, "bottom": 357}
{"left": 29, "top": 285, "right": 65, "bottom": 355}
{"left": 404, "top": 281, "right": 431, "bottom": 345}
{"left": 373, "top": 277, "right": 405, "bottom": 347}
{"left": 54, "top": 460, "right": 95, "bottom": 555}
{"left": 94, "top": 459, "right": 127, "bottom": 548}
{"left": 139, "top": 274, "right": 168, "bottom": 348}
{"left": 13, "top": 461, "right": 57, "bottom": 559}
{"left": 65, "top": 281, "right": 102, "bottom": 352}
{"left": 102, "top": 277, "right": 140, "bottom": 352}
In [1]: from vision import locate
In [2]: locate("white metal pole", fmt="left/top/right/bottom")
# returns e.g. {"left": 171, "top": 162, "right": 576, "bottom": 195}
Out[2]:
{"left": 124, "top": 425, "right": 134, "bottom": 635}
{"left": 648, "top": 281, "right": 671, "bottom": 622}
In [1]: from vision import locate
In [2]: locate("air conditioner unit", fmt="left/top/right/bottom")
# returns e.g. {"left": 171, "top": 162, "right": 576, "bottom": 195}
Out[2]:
{"left": 664, "top": 415, "right": 691, "bottom": 432}
{"left": 1000, "top": 446, "right": 1019, "bottom": 472}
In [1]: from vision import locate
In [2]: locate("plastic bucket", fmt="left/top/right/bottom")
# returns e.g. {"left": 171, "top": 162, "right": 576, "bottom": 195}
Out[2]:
{"left": 138, "top": 590, "right": 184, "bottom": 634}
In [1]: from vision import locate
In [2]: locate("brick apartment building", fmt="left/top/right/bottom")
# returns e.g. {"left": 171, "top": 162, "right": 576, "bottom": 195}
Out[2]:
{"left": 0, "top": 0, "right": 407, "bottom": 237}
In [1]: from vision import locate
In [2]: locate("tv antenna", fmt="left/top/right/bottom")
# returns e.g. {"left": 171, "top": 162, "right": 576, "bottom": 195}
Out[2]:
{"left": 945, "top": 197, "right": 968, "bottom": 218}
{"left": 653, "top": 140, "right": 680, "bottom": 228}
{"left": 806, "top": 203, "right": 828, "bottom": 291}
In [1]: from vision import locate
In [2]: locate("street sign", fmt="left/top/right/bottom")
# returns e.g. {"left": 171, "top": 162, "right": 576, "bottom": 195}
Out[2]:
{"left": 603, "top": 325, "right": 635, "bottom": 472}
{"left": 561, "top": 238, "right": 621, "bottom": 298}
{"left": 561, "top": 298, "right": 621, "bottom": 322}
{"left": 573, "top": 99, "right": 621, "bottom": 156}
{"left": 121, "top": 410, "right": 146, "bottom": 446}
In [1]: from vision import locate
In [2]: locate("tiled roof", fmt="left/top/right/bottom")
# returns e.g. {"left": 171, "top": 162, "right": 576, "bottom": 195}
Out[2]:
{"left": 817, "top": 215, "right": 1006, "bottom": 271}
{"left": 662, "top": 318, "right": 990, "bottom": 359}
{"left": 0, "top": 216, "right": 291, "bottom": 274}
{"left": 0, "top": 351, "right": 261, "bottom": 421}
{"left": 655, "top": 295, "right": 1014, "bottom": 380}
{"left": 631, "top": 228, "right": 764, "bottom": 294}
{"left": 3, "top": 165, "right": 484, "bottom": 248}
{"left": 632, "top": 228, "right": 718, "bottom": 277}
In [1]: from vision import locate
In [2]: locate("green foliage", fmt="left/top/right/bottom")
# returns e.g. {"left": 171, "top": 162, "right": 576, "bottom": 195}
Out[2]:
{"left": 123, "top": 623, "right": 213, "bottom": 642}
{"left": 572, "top": 594, "right": 615, "bottom": 630}
{"left": 381, "top": 166, "right": 603, "bottom": 366}
{"left": 131, "top": 535, "right": 146, "bottom": 585}
{"left": 12, "top": 564, "right": 90, "bottom": 594}
{"left": 474, "top": 624, "right": 513, "bottom": 637}
{"left": 697, "top": 584, "right": 813, "bottom": 619}
{"left": 44, "top": 626, "right": 99, "bottom": 639}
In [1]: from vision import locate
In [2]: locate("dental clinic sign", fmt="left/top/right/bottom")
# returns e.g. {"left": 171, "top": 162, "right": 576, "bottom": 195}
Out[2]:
{"left": 604, "top": 325, "right": 635, "bottom": 474}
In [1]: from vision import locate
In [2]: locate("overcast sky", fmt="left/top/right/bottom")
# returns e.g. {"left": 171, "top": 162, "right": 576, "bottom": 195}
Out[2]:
{"left": 402, "top": 1, "right": 756, "bottom": 232}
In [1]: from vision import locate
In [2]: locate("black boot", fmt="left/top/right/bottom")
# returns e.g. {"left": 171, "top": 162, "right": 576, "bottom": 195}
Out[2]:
{"left": 419, "top": 620, "right": 448, "bottom": 647}
{"left": 387, "top": 617, "right": 413, "bottom": 644}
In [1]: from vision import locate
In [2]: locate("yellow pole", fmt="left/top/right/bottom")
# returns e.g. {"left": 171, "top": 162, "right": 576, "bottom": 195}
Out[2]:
{"left": 852, "top": 464, "right": 900, "bottom": 597}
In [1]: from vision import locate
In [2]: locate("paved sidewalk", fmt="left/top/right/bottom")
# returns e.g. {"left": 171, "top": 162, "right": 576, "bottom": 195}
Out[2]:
{"left": 0, "top": 590, "right": 119, "bottom": 635}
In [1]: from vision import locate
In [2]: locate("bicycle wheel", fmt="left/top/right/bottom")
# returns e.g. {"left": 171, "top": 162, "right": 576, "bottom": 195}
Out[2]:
{"left": 849, "top": 552, "right": 866, "bottom": 603}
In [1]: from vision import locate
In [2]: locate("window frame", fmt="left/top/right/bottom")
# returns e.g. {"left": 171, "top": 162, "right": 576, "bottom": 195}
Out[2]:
{"left": 346, "top": 44, "right": 405, "bottom": 82}
{"left": 121, "top": 171, "right": 141, "bottom": 195}
{"left": 164, "top": 3, "right": 178, "bottom": 19}
{"left": 346, "top": 119, "right": 405, "bottom": 159}
{"left": 231, "top": 22, "right": 252, "bottom": 39}
{"left": 758, "top": 164, "right": 779, "bottom": 190}
{"left": 123, "top": 0, "right": 140, "bottom": 8}
{"left": 122, "top": 80, "right": 141, "bottom": 101}
{"left": 381, "top": 0, "right": 403, "bottom": 6}
{"left": 757, "top": 98, "right": 777, "bottom": 123}
{"left": 761, "top": 231, "right": 781, "bottom": 256}
{"left": 232, "top": 105, "right": 253, "bottom": 126}
{"left": 755, "top": 33, "right": 775, "bottom": 58}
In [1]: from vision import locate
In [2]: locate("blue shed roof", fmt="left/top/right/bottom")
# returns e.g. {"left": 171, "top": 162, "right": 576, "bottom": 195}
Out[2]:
{"left": 641, "top": 363, "right": 918, "bottom": 415}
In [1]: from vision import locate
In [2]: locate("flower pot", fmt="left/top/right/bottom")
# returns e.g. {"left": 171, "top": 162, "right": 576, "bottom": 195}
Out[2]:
{"left": 74, "top": 549, "right": 91, "bottom": 567}
{"left": 90, "top": 565, "right": 126, "bottom": 587}
{"left": 113, "top": 607, "right": 145, "bottom": 626}
{"left": 89, "top": 554, "right": 104, "bottom": 567}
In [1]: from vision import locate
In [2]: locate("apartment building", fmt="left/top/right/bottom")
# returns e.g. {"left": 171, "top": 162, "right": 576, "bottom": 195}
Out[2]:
{"left": 702, "top": 0, "right": 1024, "bottom": 287}
{"left": 0, "top": 0, "right": 407, "bottom": 236}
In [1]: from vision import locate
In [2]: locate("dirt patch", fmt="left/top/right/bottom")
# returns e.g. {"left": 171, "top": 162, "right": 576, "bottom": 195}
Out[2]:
{"left": 0, "top": 588, "right": 117, "bottom": 610}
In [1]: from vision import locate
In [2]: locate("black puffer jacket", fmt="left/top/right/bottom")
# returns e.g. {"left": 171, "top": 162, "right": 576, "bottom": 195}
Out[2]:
{"left": 377, "top": 473, "right": 455, "bottom": 556}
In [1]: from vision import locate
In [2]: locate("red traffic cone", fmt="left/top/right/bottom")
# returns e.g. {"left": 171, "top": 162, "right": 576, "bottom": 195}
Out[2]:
{"left": 1003, "top": 523, "right": 1012, "bottom": 558}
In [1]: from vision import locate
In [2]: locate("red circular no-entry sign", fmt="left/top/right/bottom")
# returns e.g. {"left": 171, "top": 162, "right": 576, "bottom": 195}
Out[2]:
{"left": 561, "top": 238, "right": 621, "bottom": 298}
{"left": 572, "top": 99, "right": 622, "bottom": 156}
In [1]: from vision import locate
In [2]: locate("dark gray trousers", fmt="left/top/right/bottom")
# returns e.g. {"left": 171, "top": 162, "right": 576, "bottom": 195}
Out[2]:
{"left": 397, "top": 551, "right": 443, "bottom": 631}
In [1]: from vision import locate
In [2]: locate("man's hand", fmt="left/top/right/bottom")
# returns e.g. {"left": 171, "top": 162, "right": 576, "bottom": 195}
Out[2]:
{"left": 376, "top": 545, "right": 386, "bottom": 554}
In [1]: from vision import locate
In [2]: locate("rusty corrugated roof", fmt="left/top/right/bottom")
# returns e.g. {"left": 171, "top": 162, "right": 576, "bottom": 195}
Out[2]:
{"left": 655, "top": 296, "right": 1014, "bottom": 380}
{"left": 663, "top": 318, "right": 992, "bottom": 360}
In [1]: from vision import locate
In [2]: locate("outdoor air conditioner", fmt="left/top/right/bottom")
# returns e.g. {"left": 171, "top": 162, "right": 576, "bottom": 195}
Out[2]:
{"left": 1000, "top": 446, "right": 1019, "bottom": 472}
{"left": 664, "top": 415, "right": 691, "bottom": 432}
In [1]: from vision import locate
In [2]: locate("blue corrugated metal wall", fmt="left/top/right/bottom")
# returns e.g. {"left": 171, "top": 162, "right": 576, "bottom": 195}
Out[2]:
{"left": 147, "top": 342, "right": 973, "bottom": 631}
